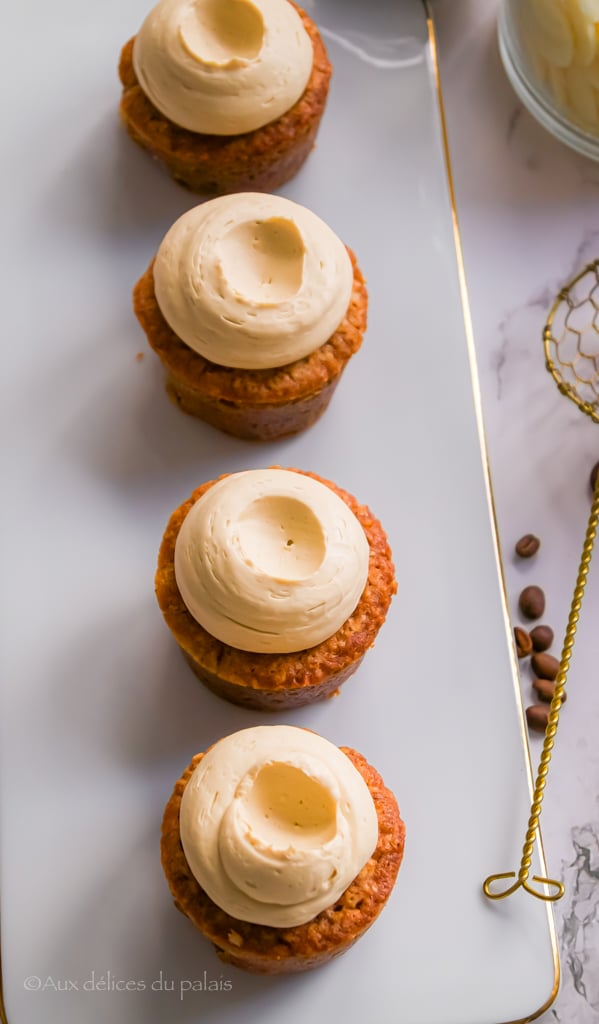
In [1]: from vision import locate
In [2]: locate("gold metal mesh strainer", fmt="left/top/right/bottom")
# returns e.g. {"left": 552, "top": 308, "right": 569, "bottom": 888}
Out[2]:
{"left": 483, "top": 260, "right": 599, "bottom": 902}
{"left": 546, "top": 260, "right": 599, "bottom": 423}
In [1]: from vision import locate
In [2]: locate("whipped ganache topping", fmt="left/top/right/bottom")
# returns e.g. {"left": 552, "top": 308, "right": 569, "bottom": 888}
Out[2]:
{"left": 153, "top": 193, "right": 354, "bottom": 369}
{"left": 174, "top": 469, "right": 370, "bottom": 653}
{"left": 179, "top": 725, "right": 379, "bottom": 927}
{"left": 132, "top": 0, "right": 313, "bottom": 135}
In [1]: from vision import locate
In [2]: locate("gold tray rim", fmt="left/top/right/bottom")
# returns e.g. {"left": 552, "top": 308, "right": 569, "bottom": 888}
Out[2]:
{"left": 424, "top": 3, "right": 560, "bottom": 1021}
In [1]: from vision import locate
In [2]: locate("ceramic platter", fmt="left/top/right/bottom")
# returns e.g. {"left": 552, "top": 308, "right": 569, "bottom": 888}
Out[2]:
{"left": 1, "top": 1, "right": 559, "bottom": 1022}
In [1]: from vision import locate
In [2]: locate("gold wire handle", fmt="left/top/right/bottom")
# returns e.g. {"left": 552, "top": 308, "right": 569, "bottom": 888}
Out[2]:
{"left": 484, "top": 480, "right": 599, "bottom": 901}
{"left": 483, "top": 260, "right": 599, "bottom": 903}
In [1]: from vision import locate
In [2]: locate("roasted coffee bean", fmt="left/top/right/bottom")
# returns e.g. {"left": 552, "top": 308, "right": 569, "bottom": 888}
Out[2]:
{"left": 591, "top": 461, "right": 599, "bottom": 494}
{"left": 530, "top": 624, "right": 554, "bottom": 652}
{"left": 518, "top": 585, "right": 546, "bottom": 620}
{"left": 526, "top": 704, "right": 550, "bottom": 733}
{"left": 514, "top": 626, "right": 533, "bottom": 658}
{"left": 531, "top": 651, "right": 560, "bottom": 680}
{"left": 532, "top": 678, "right": 567, "bottom": 704}
{"left": 515, "top": 533, "right": 540, "bottom": 558}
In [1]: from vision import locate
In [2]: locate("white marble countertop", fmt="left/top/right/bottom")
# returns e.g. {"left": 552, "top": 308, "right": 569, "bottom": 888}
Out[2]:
{"left": 434, "top": 2, "right": 599, "bottom": 1020}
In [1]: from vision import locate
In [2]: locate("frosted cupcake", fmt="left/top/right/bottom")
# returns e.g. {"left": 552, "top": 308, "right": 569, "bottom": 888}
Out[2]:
{"left": 161, "top": 725, "right": 406, "bottom": 973}
{"left": 118, "top": 0, "right": 332, "bottom": 193}
{"left": 133, "top": 193, "right": 368, "bottom": 440}
{"left": 155, "top": 468, "right": 396, "bottom": 709}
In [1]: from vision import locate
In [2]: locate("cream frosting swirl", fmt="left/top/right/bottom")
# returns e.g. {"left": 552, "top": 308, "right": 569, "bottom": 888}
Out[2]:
{"left": 153, "top": 193, "right": 354, "bottom": 369}
{"left": 179, "top": 725, "right": 379, "bottom": 927}
{"left": 174, "top": 469, "right": 369, "bottom": 653}
{"left": 132, "top": 0, "right": 313, "bottom": 135}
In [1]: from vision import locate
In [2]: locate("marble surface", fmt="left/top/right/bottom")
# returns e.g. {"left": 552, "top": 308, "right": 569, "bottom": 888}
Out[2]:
{"left": 433, "top": 2, "right": 599, "bottom": 1021}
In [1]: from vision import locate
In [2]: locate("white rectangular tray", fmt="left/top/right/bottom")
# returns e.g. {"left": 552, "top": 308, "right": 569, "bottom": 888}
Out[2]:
{"left": 1, "top": 1, "right": 558, "bottom": 1022}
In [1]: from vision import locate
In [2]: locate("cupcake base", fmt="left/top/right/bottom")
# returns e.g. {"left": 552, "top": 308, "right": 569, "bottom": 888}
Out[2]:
{"left": 161, "top": 746, "right": 406, "bottom": 974}
{"left": 155, "top": 469, "right": 397, "bottom": 711}
{"left": 118, "top": 4, "right": 332, "bottom": 195}
{"left": 165, "top": 371, "right": 342, "bottom": 442}
{"left": 182, "top": 650, "right": 365, "bottom": 711}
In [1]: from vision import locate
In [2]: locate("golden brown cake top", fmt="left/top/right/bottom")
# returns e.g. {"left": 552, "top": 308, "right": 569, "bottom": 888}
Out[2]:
{"left": 133, "top": 249, "right": 367, "bottom": 405}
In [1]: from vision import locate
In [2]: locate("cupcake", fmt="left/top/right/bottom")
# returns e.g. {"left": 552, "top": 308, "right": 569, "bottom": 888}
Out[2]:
{"left": 161, "top": 725, "right": 406, "bottom": 973}
{"left": 133, "top": 193, "right": 367, "bottom": 440}
{"left": 118, "top": 0, "right": 331, "bottom": 194}
{"left": 155, "top": 467, "right": 396, "bottom": 710}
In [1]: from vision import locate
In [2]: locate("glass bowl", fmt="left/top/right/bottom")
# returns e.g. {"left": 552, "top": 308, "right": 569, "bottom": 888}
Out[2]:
{"left": 498, "top": 0, "right": 599, "bottom": 161}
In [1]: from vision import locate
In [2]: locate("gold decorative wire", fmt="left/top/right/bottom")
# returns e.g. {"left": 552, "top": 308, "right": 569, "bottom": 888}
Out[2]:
{"left": 484, "top": 261, "right": 599, "bottom": 902}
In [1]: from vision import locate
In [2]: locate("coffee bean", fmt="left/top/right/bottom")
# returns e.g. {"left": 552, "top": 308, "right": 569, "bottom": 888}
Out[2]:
{"left": 526, "top": 704, "right": 550, "bottom": 733}
{"left": 532, "top": 678, "right": 566, "bottom": 704}
{"left": 531, "top": 651, "right": 560, "bottom": 680}
{"left": 515, "top": 533, "right": 540, "bottom": 558}
{"left": 514, "top": 626, "right": 533, "bottom": 658}
{"left": 530, "top": 624, "right": 554, "bottom": 652}
{"left": 591, "top": 461, "right": 599, "bottom": 494}
{"left": 518, "top": 585, "right": 545, "bottom": 620}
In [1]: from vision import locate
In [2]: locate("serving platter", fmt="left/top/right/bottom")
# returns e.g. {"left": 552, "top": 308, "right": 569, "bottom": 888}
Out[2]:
{"left": 1, "top": 1, "right": 559, "bottom": 1022}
